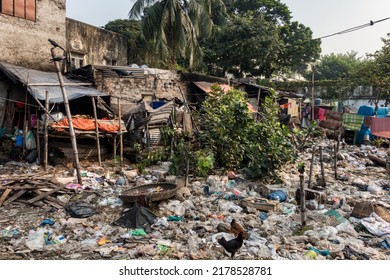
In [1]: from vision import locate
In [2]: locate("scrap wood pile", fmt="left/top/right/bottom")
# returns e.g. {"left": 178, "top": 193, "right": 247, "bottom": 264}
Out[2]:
{"left": 0, "top": 171, "right": 72, "bottom": 209}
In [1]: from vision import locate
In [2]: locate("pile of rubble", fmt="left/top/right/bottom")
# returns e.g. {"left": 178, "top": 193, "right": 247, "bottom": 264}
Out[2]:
{"left": 0, "top": 138, "right": 390, "bottom": 260}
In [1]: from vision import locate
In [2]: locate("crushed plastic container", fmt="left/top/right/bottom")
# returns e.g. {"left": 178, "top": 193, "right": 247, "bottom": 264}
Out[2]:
{"left": 267, "top": 190, "right": 287, "bottom": 202}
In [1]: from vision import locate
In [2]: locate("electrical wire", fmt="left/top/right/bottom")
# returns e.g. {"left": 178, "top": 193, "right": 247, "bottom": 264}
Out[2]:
{"left": 313, "top": 16, "right": 390, "bottom": 40}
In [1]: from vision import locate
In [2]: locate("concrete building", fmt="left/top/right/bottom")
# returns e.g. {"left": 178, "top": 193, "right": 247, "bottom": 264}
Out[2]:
{"left": 0, "top": 0, "right": 67, "bottom": 71}
{"left": 0, "top": 0, "right": 127, "bottom": 71}
{"left": 66, "top": 18, "right": 127, "bottom": 70}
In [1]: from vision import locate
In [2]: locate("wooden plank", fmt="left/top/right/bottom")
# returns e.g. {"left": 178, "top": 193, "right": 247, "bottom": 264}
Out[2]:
{"left": 43, "top": 199, "right": 63, "bottom": 209}
{"left": 0, "top": 181, "right": 18, "bottom": 187}
{"left": 3, "top": 190, "right": 27, "bottom": 206}
{"left": 15, "top": 199, "right": 44, "bottom": 207}
{"left": 0, "top": 189, "right": 13, "bottom": 206}
{"left": 32, "top": 190, "right": 65, "bottom": 207}
{"left": 0, "top": 185, "right": 48, "bottom": 190}
{"left": 26, "top": 185, "right": 65, "bottom": 204}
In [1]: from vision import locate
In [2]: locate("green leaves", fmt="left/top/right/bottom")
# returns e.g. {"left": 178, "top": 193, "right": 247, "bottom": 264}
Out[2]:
{"left": 198, "top": 85, "right": 293, "bottom": 178}
{"left": 129, "top": 0, "right": 225, "bottom": 69}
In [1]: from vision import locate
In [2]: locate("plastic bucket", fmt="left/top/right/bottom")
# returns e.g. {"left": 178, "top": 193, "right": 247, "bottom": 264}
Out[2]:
{"left": 267, "top": 190, "right": 287, "bottom": 202}
{"left": 15, "top": 135, "right": 24, "bottom": 147}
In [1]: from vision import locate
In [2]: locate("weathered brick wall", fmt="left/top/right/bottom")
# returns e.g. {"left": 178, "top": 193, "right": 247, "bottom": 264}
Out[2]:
{"left": 66, "top": 18, "right": 127, "bottom": 66}
{"left": 0, "top": 0, "right": 66, "bottom": 71}
{"left": 96, "top": 69, "right": 188, "bottom": 105}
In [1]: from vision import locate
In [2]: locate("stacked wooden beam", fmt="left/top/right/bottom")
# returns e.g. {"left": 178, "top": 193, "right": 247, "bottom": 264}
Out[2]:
{"left": 0, "top": 172, "right": 72, "bottom": 209}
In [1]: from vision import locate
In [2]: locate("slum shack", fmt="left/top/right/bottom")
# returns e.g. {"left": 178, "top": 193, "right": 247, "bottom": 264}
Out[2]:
{"left": 0, "top": 62, "right": 126, "bottom": 165}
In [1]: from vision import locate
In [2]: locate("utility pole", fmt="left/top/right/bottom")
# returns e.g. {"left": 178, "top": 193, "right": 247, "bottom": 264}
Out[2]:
{"left": 49, "top": 39, "right": 82, "bottom": 184}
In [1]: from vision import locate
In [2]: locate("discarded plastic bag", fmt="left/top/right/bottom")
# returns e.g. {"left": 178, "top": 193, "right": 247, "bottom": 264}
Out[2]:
{"left": 25, "top": 131, "right": 36, "bottom": 150}
{"left": 245, "top": 232, "right": 267, "bottom": 247}
{"left": 336, "top": 221, "right": 358, "bottom": 237}
{"left": 361, "top": 212, "right": 390, "bottom": 237}
{"left": 130, "top": 228, "right": 147, "bottom": 236}
{"left": 308, "top": 246, "right": 330, "bottom": 256}
{"left": 154, "top": 218, "right": 169, "bottom": 227}
{"left": 64, "top": 201, "right": 97, "bottom": 218}
{"left": 26, "top": 228, "right": 45, "bottom": 251}
{"left": 211, "top": 232, "right": 236, "bottom": 244}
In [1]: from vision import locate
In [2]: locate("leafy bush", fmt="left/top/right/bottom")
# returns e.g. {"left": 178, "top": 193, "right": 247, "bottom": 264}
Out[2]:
{"left": 198, "top": 85, "right": 294, "bottom": 178}
{"left": 195, "top": 149, "right": 215, "bottom": 177}
{"left": 244, "top": 93, "right": 294, "bottom": 178}
{"left": 198, "top": 85, "right": 254, "bottom": 169}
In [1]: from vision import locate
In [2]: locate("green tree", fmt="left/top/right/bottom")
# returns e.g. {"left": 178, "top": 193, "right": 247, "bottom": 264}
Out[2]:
{"left": 303, "top": 52, "right": 364, "bottom": 100}
{"left": 224, "top": 0, "right": 291, "bottom": 24}
{"left": 309, "top": 52, "right": 362, "bottom": 81}
{"left": 129, "top": 0, "right": 225, "bottom": 69}
{"left": 202, "top": 0, "right": 321, "bottom": 77}
{"left": 104, "top": 19, "right": 147, "bottom": 65}
{"left": 203, "top": 13, "right": 281, "bottom": 77}
{"left": 198, "top": 85, "right": 293, "bottom": 178}
{"left": 350, "top": 37, "right": 390, "bottom": 110}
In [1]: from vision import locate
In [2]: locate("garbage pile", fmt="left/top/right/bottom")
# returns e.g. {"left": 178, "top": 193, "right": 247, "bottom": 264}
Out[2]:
{"left": 1, "top": 138, "right": 390, "bottom": 260}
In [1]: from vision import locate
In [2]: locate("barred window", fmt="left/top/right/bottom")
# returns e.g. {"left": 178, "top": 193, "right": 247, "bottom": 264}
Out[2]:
{"left": 0, "top": 0, "right": 36, "bottom": 21}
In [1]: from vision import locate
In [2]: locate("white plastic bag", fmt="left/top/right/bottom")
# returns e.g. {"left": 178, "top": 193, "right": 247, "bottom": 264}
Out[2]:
{"left": 25, "top": 131, "right": 36, "bottom": 150}
{"left": 25, "top": 228, "right": 45, "bottom": 251}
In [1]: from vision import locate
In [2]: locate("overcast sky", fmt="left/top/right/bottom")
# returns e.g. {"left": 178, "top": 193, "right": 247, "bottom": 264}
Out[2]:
{"left": 66, "top": 0, "right": 390, "bottom": 57}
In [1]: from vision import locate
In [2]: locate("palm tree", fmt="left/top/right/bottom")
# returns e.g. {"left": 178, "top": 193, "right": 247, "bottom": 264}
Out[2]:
{"left": 129, "top": 0, "right": 225, "bottom": 69}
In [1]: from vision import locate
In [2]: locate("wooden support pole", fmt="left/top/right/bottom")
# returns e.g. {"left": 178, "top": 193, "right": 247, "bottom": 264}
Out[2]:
{"left": 91, "top": 97, "right": 101, "bottom": 166}
{"left": 22, "top": 90, "right": 28, "bottom": 155}
{"left": 50, "top": 47, "right": 82, "bottom": 185}
{"left": 334, "top": 143, "right": 338, "bottom": 179}
{"left": 118, "top": 98, "right": 123, "bottom": 167}
{"left": 44, "top": 91, "right": 49, "bottom": 171}
{"left": 35, "top": 107, "right": 41, "bottom": 165}
{"left": 113, "top": 136, "right": 117, "bottom": 162}
{"left": 319, "top": 146, "right": 326, "bottom": 187}
{"left": 300, "top": 172, "right": 306, "bottom": 226}
{"left": 337, "top": 133, "right": 341, "bottom": 154}
{"left": 307, "top": 146, "right": 316, "bottom": 189}
{"left": 185, "top": 159, "right": 190, "bottom": 187}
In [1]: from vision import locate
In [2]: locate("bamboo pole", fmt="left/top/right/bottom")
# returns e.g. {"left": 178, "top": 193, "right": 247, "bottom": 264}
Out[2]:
{"left": 307, "top": 146, "right": 316, "bottom": 189}
{"left": 35, "top": 107, "right": 41, "bottom": 164}
{"left": 44, "top": 91, "right": 49, "bottom": 171}
{"left": 91, "top": 97, "right": 101, "bottom": 166}
{"left": 50, "top": 48, "right": 82, "bottom": 184}
{"left": 319, "top": 146, "right": 326, "bottom": 187}
{"left": 113, "top": 136, "right": 117, "bottom": 162}
{"left": 185, "top": 159, "right": 190, "bottom": 187}
{"left": 118, "top": 98, "right": 123, "bottom": 167}
{"left": 334, "top": 143, "right": 338, "bottom": 179}
{"left": 22, "top": 90, "right": 28, "bottom": 155}
{"left": 300, "top": 172, "right": 306, "bottom": 226}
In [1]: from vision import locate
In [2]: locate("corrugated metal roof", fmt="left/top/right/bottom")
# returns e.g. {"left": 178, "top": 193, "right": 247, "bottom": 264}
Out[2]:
{"left": 193, "top": 81, "right": 231, "bottom": 93}
{"left": 192, "top": 81, "right": 257, "bottom": 113}
{"left": 0, "top": 62, "right": 108, "bottom": 103}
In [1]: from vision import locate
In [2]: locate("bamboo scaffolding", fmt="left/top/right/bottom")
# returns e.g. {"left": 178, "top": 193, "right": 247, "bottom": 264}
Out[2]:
{"left": 44, "top": 91, "right": 49, "bottom": 171}
{"left": 91, "top": 97, "right": 101, "bottom": 166}
{"left": 50, "top": 47, "right": 82, "bottom": 184}
{"left": 118, "top": 98, "right": 123, "bottom": 167}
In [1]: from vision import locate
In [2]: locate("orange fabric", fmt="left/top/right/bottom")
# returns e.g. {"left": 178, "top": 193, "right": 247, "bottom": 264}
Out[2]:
{"left": 51, "top": 118, "right": 120, "bottom": 133}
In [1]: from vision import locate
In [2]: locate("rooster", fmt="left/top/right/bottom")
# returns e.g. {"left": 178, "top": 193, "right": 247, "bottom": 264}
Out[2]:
{"left": 217, "top": 232, "right": 244, "bottom": 259}
{"left": 230, "top": 219, "right": 250, "bottom": 239}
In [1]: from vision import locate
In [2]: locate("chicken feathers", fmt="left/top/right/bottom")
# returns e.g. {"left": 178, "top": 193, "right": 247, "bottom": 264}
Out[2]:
{"left": 217, "top": 232, "right": 244, "bottom": 259}
{"left": 230, "top": 219, "right": 250, "bottom": 239}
